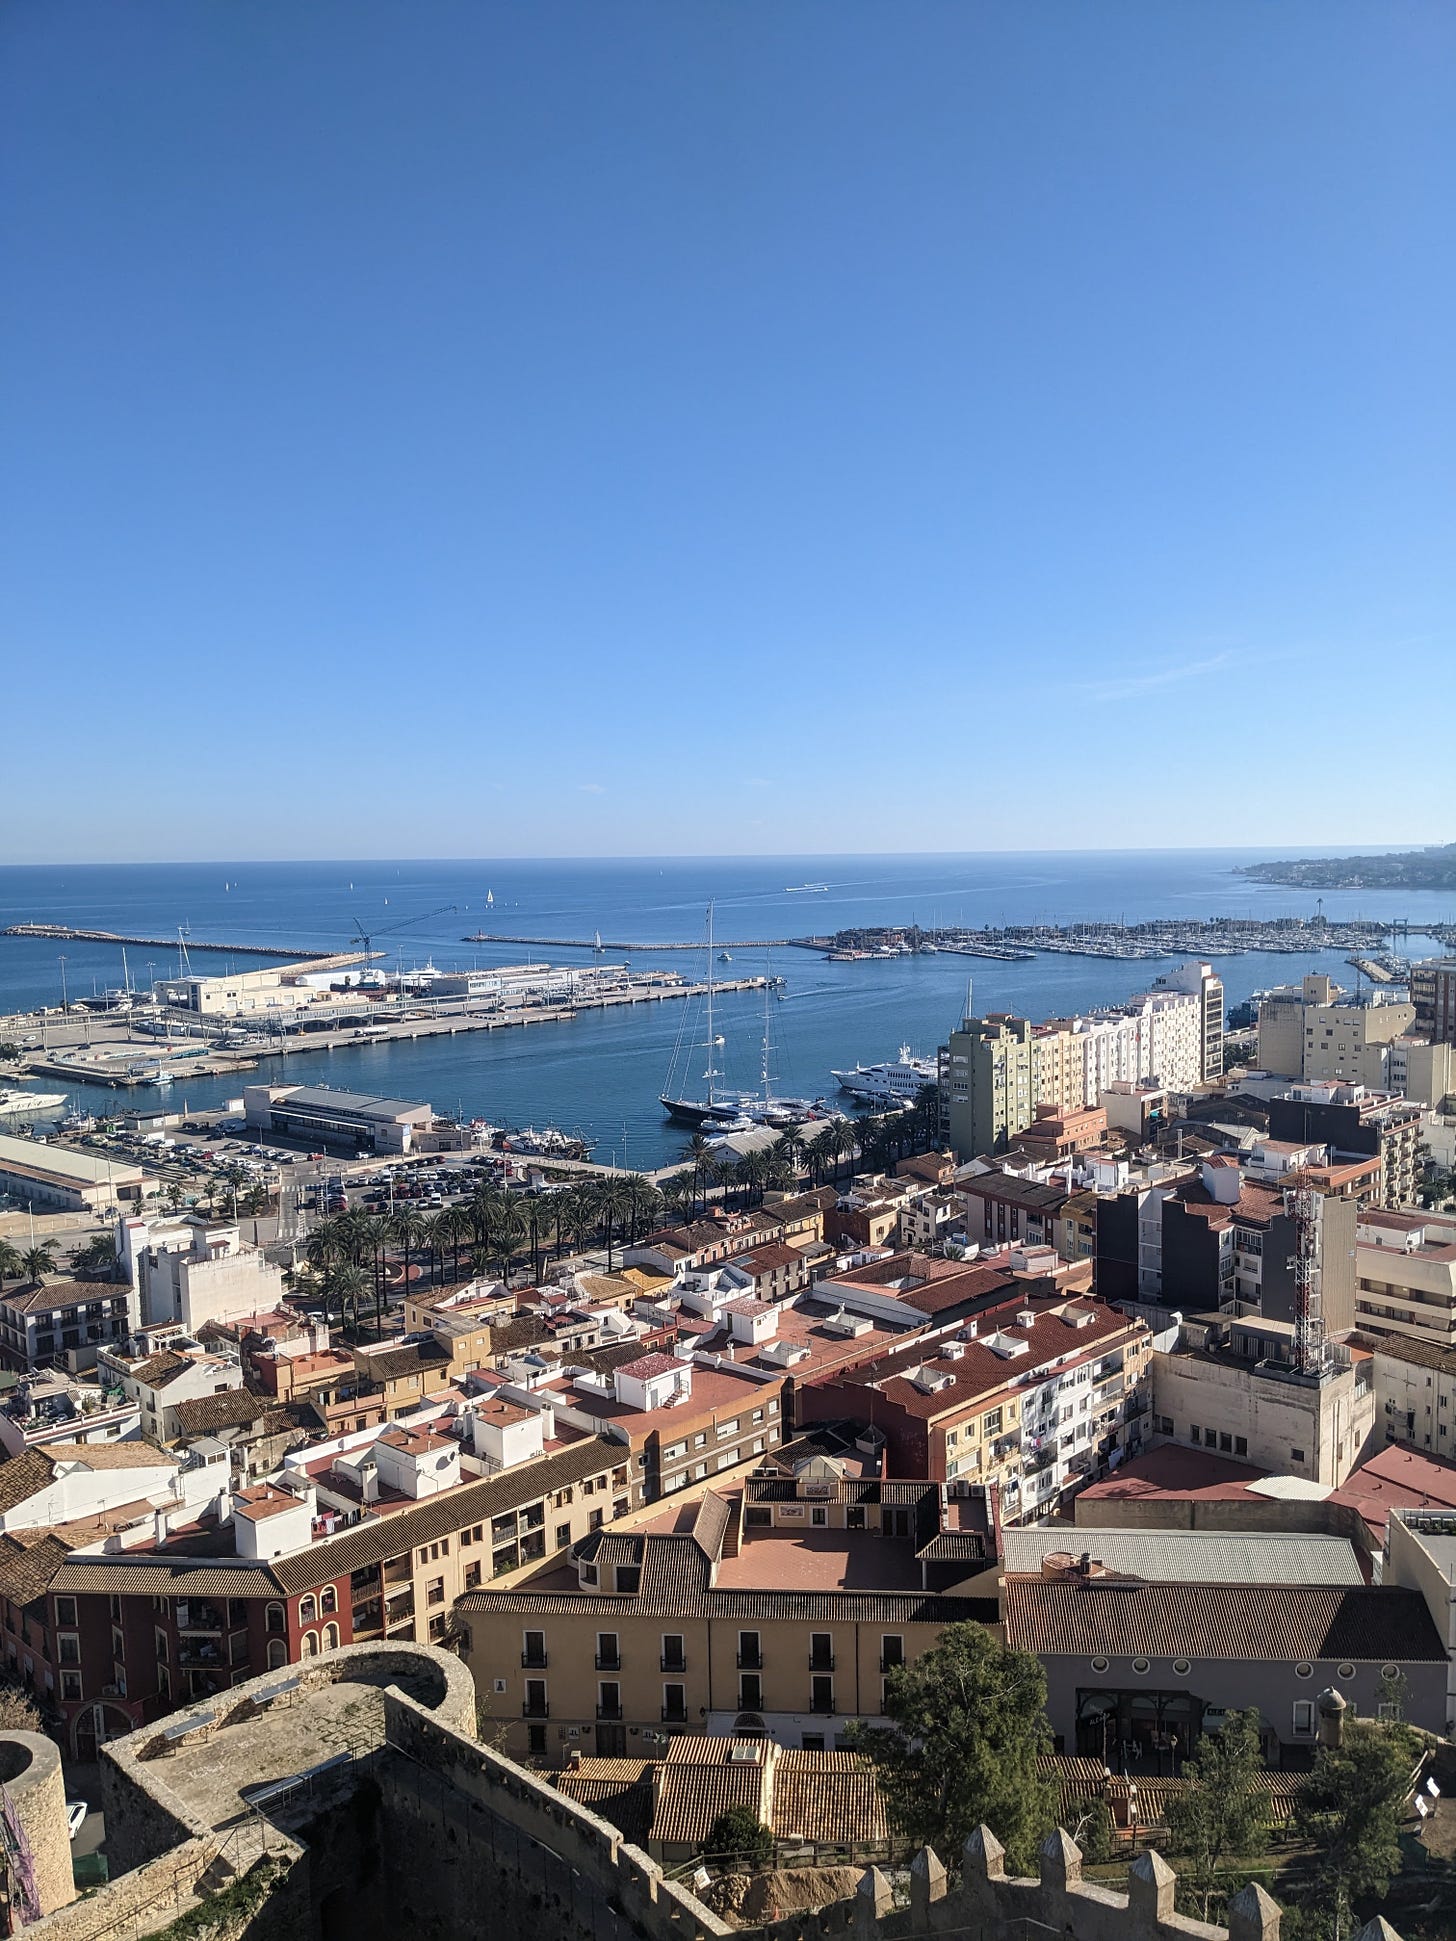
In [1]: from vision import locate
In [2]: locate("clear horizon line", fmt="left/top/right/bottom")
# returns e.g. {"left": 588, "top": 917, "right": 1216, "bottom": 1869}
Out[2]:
{"left": 0, "top": 838, "right": 1443, "bottom": 872}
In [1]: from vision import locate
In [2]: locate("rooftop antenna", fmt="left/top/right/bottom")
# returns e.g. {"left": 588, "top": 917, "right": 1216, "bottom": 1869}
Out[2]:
{"left": 1288, "top": 1183, "right": 1328, "bottom": 1377}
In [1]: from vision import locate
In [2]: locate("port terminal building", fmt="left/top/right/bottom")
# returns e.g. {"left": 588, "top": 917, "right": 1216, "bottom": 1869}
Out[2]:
{"left": 242, "top": 1084, "right": 433, "bottom": 1154}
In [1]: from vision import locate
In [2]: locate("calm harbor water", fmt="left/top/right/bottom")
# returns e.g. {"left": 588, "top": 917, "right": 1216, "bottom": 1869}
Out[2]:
{"left": 3, "top": 852, "right": 1452, "bottom": 1169}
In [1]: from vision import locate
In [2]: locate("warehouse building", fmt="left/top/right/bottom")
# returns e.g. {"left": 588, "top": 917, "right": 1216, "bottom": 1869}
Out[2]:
{"left": 0, "top": 1132, "right": 148, "bottom": 1213}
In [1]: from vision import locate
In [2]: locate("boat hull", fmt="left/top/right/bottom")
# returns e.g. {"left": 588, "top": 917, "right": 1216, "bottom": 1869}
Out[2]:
{"left": 660, "top": 1095, "right": 741, "bottom": 1127}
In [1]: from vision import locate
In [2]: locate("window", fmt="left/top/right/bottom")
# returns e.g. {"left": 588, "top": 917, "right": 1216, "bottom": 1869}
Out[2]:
{"left": 323, "top": 1622, "right": 339, "bottom": 1651}
{"left": 1219, "top": 1432, "right": 1233, "bottom": 1454}
{"left": 881, "top": 1636, "right": 904, "bottom": 1673}
{"left": 737, "top": 1631, "right": 761, "bottom": 1669}
{"left": 810, "top": 1633, "right": 833, "bottom": 1671}
{"left": 524, "top": 1679, "right": 548, "bottom": 1718}
{"left": 739, "top": 1673, "right": 762, "bottom": 1711}
{"left": 596, "top": 1632, "right": 620, "bottom": 1670}
{"left": 1235, "top": 1435, "right": 1248, "bottom": 1456}
{"left": 523, "top": 1630, "right": 547, "bottom": 1668}
{"left": 54, "top": 1596, "right": 77, "bottom": 1627}
{"left": 61, "top": 1671, "right": 82, "bottom": 1702}
{"left": 662, "top": 1683, "right": 687, "bottom": 1723}
{"left": 555, "top": 1523, "right": 571, "bottom": 1550}
{"left": 299, "top": 1594, "right": 317, "bottom": 1625}
{"left": 1189, "top": 1426, "right": 1201, "bottom": 1445}
{"left": 1291, "top": 1447, "right": 1306, "bottom": 1465}
{"left": 1292, "top": 1701, "right": 1315, "bottom": 1735}
{"left": 661, "top": 1634, "right": 685, "bottom": 1672}
{"left": 810, "top": 1675, "right": 834, "bottom": 1714}
{"left": 527, "top": 1721, "right": 548, "bottom": 1756}
{"left": 320, "top": 1587, "right": 337, "bottom": 1615}
{"left": 301, "top": 1632, "right": 319, "bottom": 1658}
{"left": 267, "top": 1639, "right": 287, "bottom": 1670}
{"left": 597, "top": 1681, "right": 622, "bottom": 1721}
{"left": 58, "top": 1634, "right": 80, "bottom": 1665}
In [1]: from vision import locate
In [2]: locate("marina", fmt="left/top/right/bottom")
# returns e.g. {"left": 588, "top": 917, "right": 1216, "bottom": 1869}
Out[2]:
{"left": 4, "top": 850, "right": 1455, "bottom": 1168}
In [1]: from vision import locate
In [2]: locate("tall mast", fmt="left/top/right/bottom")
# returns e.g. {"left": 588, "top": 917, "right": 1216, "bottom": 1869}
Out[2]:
{"left": 704, "top": 902, "right": 717, "bottom": 1107}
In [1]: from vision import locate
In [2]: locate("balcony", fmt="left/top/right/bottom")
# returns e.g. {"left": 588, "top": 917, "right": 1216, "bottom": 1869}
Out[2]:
{"left": 178, "top": 1643, "right": 225, "bottom": 1671}
{"left": 384, "top": 1592, "right": 415, "bottom": 1622}
{"left": 808, "top": 1653, "right": 835, "bottom": 1673}
{"left": 596, "top": 1701, "right": 624, "bottom": 1721}
{"left": 176, "top": 1605, "right": 224, "bottom": 1633}
{"left": 594, "top": 1653, "right": 621, "bottom": 1672}
{"left": 736, "top": 1650, "right": 762, "bottom": 1670}
{"left": 879, "top": 1656, "right": 904, "bottom": 1676}
{"left": 521, "top": 1651, "right": 549, "bottom": 1670}
{"left": 522, "top": 1699, "right": 550, "bottom": 1719}
{"left": 660, "top": 1655, "right": 686, "bottom": 1674}
{"left": 661, "top": 1704, "right": 689, "bottom": 1724}
{"left": 810, "top": 1695, "right": 836, "bottom": 1715}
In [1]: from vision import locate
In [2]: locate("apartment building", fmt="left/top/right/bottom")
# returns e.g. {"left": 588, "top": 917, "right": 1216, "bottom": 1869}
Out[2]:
{"left": 1384, "top": 1505, "right": 1456, "bottom": 1735}
{"left": 456, "top": 1475, "right": 996, "bottom": 1759}
{"left": 25, "top": 1432, "right": 629, "bottom": 1756}
{"left": 99, "top": 1344, "right": 246, "bottom": 1444}
{"left": 1411, "top": 959, "right": 1456, "bottom": 1047}
{"left": 959, "top": 1170, "right": 1075, "bottom": 1260}
{"left": 1149, "top": 1325, "right": 1375, "bottom": 1487}
{"left": 117, "top": 1213, "right": 288, "bottom": 1335}
{"left": 1370, "top": 1333, "right": 1456, "bottom": 1460}
{"left": 797, "top": 1293, "right": 1151, "bottom": 1521}
{"left": 939, "top": 1012, "right": 1039, "bottom": 1159}
{"left": 1352, "top": 1209, "right": 1456, "bottom": 1349}
{"left": 0, "top": 1279, "right": 133, "bottom": 1375}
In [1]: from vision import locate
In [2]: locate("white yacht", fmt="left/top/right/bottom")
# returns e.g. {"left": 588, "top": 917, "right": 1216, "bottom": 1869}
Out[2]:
{"left": 0, "top": 1087, "right": 69, "bottom": 1115}
{"left": 830, "top": 1045, "right": 937, "bottom": 1108}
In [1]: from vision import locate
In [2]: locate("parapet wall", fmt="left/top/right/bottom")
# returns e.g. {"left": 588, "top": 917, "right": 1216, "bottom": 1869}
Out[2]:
{"left": 757, "top": 1824, "right": 1407, "bottom": 1941}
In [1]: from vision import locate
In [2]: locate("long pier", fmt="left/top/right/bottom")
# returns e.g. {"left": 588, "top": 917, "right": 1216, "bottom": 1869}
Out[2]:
{"left": 1, "top": 924, "right": 335, "bottom": 959}
{"left": 461, "top": 931, "right": 813, "bottom": 952}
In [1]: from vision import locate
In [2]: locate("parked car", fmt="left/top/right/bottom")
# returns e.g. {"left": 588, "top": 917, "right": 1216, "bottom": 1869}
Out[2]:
{"left": 66, "top": 1801, "right": 87, "bottom": 1840}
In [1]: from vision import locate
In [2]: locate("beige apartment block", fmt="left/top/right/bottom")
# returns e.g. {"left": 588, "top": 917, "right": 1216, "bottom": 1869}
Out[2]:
{"left": 458, "top": 1476, "right": 993, "bottom": 1759}
{"left": 1354, "top": 1209, "right": 1456, "bottom": 1350}
{"left": 1150, "top": 1341, "right": 1375, "bottom": 1487}
{"left": 1370, "top": 1333, "right": 1456, "bottom": 1461}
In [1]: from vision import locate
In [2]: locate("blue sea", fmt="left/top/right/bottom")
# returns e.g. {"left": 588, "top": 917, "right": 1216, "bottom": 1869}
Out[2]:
{"left": 2, "top": 851, "right": 1451, "bottom": 1169}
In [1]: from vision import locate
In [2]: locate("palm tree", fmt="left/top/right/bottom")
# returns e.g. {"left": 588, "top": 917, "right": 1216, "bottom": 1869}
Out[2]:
{"left": 0, "top": 1240, "right": 26, "bottom": 1282}
{"left": 593, "top": 1176, "right": 634, "bottom": 1272}
{"left": 325, "top": 1263, "right": 370, "bottom": 1337}
{"left": 70, "top": 1234, "right": 118, "bottom": 1280}
{"left": 827, "top": 1118, "right": 858, "bottom": 1183}
{"left": 622, "top": 1174, "right": 662, "bottom": 1244}
{"left": 704, "top": 1155, "right": 738, "bottom": 1210}
{"left": 389, "top": 1208, "right": 427, "bottom": 1292}
{"left": 488, "top": 1199, "right": 528, "bottom": 1281}
{"left": 164, "top": 1180, "right": 185, "bottom": 1213}
{"left": 19, "top": 1245, "right": 57, "bottom": 1281}
{"left": 738, "top": 1147, "right": 773, "bottom": 1206}
{"left": 681, "top": 1133, "right": 715, "bottom": 1210}
{"left": 441, "top": 1203, "right": 474, "bottom": 1280}
{"left": 774, "top": 1127, "right": 806, "bottom": 1182}
{"left": 659, "top": 1176, "right": 695, "bottom": 1225}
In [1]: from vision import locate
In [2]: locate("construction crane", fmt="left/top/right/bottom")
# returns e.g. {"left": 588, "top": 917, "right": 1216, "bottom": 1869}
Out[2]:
{"left": 348, "top": 904, "right": 458, "bottom": 956}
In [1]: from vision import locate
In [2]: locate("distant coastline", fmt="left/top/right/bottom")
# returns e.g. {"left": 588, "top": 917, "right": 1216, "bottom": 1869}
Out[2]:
{"left": 1238, "top": 843, "right": 1456, "bottom": 891}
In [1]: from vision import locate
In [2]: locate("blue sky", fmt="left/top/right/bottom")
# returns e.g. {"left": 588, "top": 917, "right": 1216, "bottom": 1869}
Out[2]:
{"left": 2, "top": 1, "right": 1452, "bottom": 863}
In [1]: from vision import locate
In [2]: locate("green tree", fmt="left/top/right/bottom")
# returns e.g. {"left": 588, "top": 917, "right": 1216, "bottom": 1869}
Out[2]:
{"left": 703, "top": 1804, "right": 774, "bottom": 1873}
{"left": 19, "top": 1245, "right": 57, "bottom": 1281}
{"left": 70, "top": 1234, "right": 119, "bottom": 1280}
{"left": 847, "top": 1621, "right": 1055, "bottom": 1872}
{"left": 1291, "top": 1717, "right": 1423, "bottom": 1937}
{"left": 324, "top": 1263, "right": 370, "bottom": 1336}
{"left": 0, "top": 1240, "right": 27, "bottom": 1282}
{"left": 1067, "top": 1795, "right": 1113, "bottom": 1865}
{"left": 1165, "top": 1709, "right": 1269, "bottom": 1919}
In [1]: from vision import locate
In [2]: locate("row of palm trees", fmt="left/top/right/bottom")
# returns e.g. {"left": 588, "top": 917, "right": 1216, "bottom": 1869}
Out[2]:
{"left": 300, "top": 1174, "right": 671, "bottom": 1332}
{"left": 300, "top": 1091, "right": 946, "bottom": 1332}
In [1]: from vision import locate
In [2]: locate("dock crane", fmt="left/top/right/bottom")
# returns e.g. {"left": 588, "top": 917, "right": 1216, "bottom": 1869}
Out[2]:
{"left": 348, "top": 904, "right": 459, "bottom": 956}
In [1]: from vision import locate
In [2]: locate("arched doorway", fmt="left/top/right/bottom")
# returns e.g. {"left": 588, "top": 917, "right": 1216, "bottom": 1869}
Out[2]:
{"left": 73, "top": 1702, "right": 136, "bottom": 1763}
{"left": 732, "top": 1713, "right": 766, "bottom": 1739}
